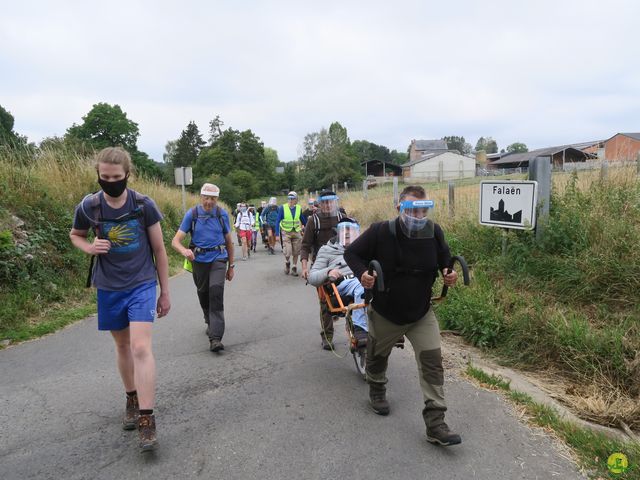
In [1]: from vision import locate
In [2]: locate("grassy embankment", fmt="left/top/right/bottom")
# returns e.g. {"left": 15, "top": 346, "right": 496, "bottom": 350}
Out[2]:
{"left": 466, "top": 364, "right": 640, "bottom": 479}
{"left": 339, "top": 168, "right": 640, "bottom": 473}
{"left": 0, "top": 146, "right": 220, "bottom": 344}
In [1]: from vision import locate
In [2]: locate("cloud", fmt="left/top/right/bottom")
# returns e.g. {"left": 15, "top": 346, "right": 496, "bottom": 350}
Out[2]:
{"left": 1, "top": 0, "right": 639, "bottom": 161}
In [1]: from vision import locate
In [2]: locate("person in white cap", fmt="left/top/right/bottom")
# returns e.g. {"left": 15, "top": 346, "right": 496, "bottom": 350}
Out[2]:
{"left": 171, "top": 183, "right": 235, "bottom": 353}
{"left": 276, "top": 191, "right": 307, "bottom": 275}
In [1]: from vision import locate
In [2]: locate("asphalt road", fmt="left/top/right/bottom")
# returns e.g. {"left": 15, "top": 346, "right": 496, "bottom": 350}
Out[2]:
{"left": 0, "top": 244, "right": 586, "bottom": 480}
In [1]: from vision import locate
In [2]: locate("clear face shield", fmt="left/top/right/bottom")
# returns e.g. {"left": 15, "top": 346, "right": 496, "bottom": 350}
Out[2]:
{"left": 398, "top": 200, "right": 435, "bottom": 238}
{"left": 336, "top": 222, "right": 360, "bottom": 246}
{"left": 318, "top": 194, "right": 339, "bottom": 217}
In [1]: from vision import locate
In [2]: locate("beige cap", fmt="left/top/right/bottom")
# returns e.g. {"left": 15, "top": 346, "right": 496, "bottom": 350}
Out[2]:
{"left": 200, "top": 183, "right": 220, "bottom": 197}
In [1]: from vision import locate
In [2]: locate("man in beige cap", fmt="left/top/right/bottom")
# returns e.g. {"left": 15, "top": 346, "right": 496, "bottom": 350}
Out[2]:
{"left": 276, "top": 191, "right": 307, "bottom": 275}
{"left": 172, "top": 183, "right": 235, "bottom": 352}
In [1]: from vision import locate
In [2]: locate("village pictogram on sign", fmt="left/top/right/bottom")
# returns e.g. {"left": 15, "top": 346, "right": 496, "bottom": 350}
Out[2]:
{"left": 479, "top": 181, "right": 538, "bottom": 230}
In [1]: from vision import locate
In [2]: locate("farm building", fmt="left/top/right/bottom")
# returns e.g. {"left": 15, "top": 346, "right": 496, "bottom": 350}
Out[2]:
{"left": 362, "top": 160, "right": 402, "bottom": 177}
{"left": 408, "top": 139, "right": 449, "bottom": 163}
{"left": 402, "top": 151, "right": 475, "bottom": 181}
{"left": 603, "top": 133, "right": 640, "bottom": 161}
{"left": 487, "top": 142, "right": 600, "bottom": 170}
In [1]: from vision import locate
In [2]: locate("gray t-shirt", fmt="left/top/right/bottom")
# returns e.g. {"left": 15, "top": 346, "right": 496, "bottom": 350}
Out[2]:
{"left": 73, "top": 189, "right": 163, "bottom": 291}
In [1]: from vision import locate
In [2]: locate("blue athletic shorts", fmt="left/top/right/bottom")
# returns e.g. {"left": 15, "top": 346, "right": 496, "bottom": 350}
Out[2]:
{"left": 97, "top": 281, "right": 157, "bottom": 331}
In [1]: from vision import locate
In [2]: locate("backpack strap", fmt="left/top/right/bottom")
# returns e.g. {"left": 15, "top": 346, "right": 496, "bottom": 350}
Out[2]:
{"left": 190, "top": 206, "right": 226, "bottom": 242}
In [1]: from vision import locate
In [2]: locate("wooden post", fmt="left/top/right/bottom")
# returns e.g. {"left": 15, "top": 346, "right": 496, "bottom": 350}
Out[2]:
{"left": 636, "top": 153, "right": 640, "bottom": 175}
{"left": 393, "top": 177, "right": 399, "bottom": 206}
{"left": 362, "top": 179, "right": 368, "bottom": 199}
{"left": 600, "top": 160, "right": 608, "bottom": 180}
{"left": 529, "top": 156, "right": 551, "bottom": 243}
{"left": 343, "top": 181, "right": 348, "bottom": 192}
{"left": 448, "top": 181, "right": 455, "bottom": 217}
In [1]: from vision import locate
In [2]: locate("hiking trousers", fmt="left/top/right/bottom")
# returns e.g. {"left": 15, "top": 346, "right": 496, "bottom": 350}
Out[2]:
{"left": 282, "top": 231, "right": 302, "bottom": 261}
{"left": 366, "top": 307, "right": 448, "bottom": 429}
{"left": 192, "top": 260, "right": 227, "bottom": 341}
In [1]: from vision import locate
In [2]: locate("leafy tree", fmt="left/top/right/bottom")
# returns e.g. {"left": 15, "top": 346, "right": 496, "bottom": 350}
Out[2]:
{"left": 0, "top": 105, "right": 19, "bottom": 146}
{"left": 163, "top": 139, "right": 178, "bottom": 164}
{"left": 352, "top": 140, "right": 392, "bottom": 165}
{"left": 172, "top": 121, "right": 205, "bottom": 168}
{"left": 475, "top": 136, "right": 498, "bottom": 154}
{"left": 66, "top": 103, "right": 163, "bottom": 179}
{"left": 66, "top": 103, "right": 139, "bottom": 151}
{"left": 506, "top": 142, "right": 528, "bottom": 153}
{"left": 195, "top": 123, "right": 270, "bottom": 193}
{"left": 442, "top": 136, "right": 472, "bottom": 154}
{"left": 208, "top": 115, "right": 224, "bottom": 145}
{"left": 298, "top": 121, "right": 361, "bottom": 190}
{"left": 390, "top": 149, "right": 408, "bottom": 164}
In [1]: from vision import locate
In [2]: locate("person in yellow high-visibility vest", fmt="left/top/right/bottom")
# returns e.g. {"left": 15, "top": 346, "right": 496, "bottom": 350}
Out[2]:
{"left": 276, "top": 191, "right": 307, "bottom": 275}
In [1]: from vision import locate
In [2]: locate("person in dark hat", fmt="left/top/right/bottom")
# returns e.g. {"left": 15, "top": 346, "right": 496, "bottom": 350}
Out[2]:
{"left": 300, "top": 190, "right": 346, "bottom": 349}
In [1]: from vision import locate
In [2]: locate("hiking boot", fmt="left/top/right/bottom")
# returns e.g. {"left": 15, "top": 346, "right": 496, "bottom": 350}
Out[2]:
{"left": 369, "top": 383, "right": 390, "bottom": 415}
{"left": 353, "top": 326, "right": 368, "bottom": 348}
{"left": 427, "top": 422, "right": 462, "bottom": 446}
{"left": 321, "top": 336, "right": 333, "bottom": 351}
{"left": 210, "top": 338, "right": 224, "bottom": 352}
{"left": 284, "top": 262, "right": 291, "bottom": 274}
{"left": 138, "top": 414, "right": 157, "bottom": 452}
{"left": 123, "top": 393, "right": 139, "bottom": 430}
{"left": 291, "top": 266, "right": 298, "bottom": 276}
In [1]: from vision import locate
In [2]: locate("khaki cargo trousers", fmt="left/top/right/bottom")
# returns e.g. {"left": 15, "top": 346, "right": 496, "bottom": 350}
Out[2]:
{"left": 366, "top": 307, "right": 448, "bottom": 428}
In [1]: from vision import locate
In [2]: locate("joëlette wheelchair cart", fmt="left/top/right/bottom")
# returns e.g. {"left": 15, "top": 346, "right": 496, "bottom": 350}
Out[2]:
{"left": 317, "top": 256, "right": 471, "bottom": 380}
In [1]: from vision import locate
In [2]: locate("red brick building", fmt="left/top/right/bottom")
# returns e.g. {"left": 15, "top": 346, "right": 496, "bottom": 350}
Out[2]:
{"left": 604, "top": 133, "right": 640, "bottom": 161}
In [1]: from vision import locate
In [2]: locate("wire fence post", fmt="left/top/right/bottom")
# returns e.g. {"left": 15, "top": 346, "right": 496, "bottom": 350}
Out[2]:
{"left": 448, "top": 180, "right": 455, "bottom": 217}
{"left": 362, "top": 179, "right": 368, "bottom": 199}
{"left": 392, "top": 176, "right": 399, "bottom": 206}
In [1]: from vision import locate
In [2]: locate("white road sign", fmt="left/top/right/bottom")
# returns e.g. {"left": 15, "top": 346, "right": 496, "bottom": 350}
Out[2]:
{"left": 479, "top": 181, "right": 538, "bottom": 230}
{"left": 174, "top": 167, "right": 193, "bottom": 186}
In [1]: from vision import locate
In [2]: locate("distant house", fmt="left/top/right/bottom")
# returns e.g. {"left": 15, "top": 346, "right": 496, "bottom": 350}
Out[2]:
{"left": 487, "top": 142, "right": 599, "bottom": 170}
{"left": 403, "top": 151, "right": 475, "bottom": 181}
{"left": 603, "top": 133, "right": 640, "bottom": 161}
{"left": 408, "top": 139, "right": 449, "bottom": 163}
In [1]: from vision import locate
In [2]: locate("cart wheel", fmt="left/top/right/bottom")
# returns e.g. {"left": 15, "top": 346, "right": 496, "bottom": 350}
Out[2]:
{"left": 353, "top": 348, "right": 366, "bottom": 380}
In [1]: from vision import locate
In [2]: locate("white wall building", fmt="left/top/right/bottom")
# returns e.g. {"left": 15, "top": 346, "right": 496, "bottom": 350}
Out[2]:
{"left": 402, "top": 151, "right": 476, "bottom": 181}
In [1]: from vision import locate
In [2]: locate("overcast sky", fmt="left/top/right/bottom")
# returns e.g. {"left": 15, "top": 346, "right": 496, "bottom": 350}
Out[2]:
{"left": 2, "top": 0, "right": 639, "bottom": 162}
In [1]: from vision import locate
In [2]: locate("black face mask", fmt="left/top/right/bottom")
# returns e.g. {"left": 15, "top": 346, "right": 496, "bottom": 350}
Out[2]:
{"left": 98, "top": 175, "right": 129, "bottom": 198}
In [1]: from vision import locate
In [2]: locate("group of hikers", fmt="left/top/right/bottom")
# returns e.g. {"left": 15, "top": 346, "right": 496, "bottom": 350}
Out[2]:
{"left": 228, "top": 192, "right": 316, "bottom": 275}
{"left": 70, "top": 146, "right": 462, "bottom": 455}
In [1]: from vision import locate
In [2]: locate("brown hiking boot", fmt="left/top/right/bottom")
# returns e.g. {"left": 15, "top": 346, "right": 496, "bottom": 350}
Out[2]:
{"left": 123, "top": 393, "right": 139, "bottom": 430}
{"left": 138, "top": 414, "right": 157, "bottom": 452}
{"left": 369, "top": 383, "right": 390, "bottom": 415}
{"left": 427, "top": 422, "right": 462, "bottom": 446}
{"left": 210, "top": 338, "right": 224, "bottom": 352}
{"left": 291, "top": 266, "right": 298, "bottom": 276}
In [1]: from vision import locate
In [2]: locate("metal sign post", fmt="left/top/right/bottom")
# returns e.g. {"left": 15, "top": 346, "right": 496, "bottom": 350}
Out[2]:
{"left": 174, "top": 167, "right": 193, "bottom": 214}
